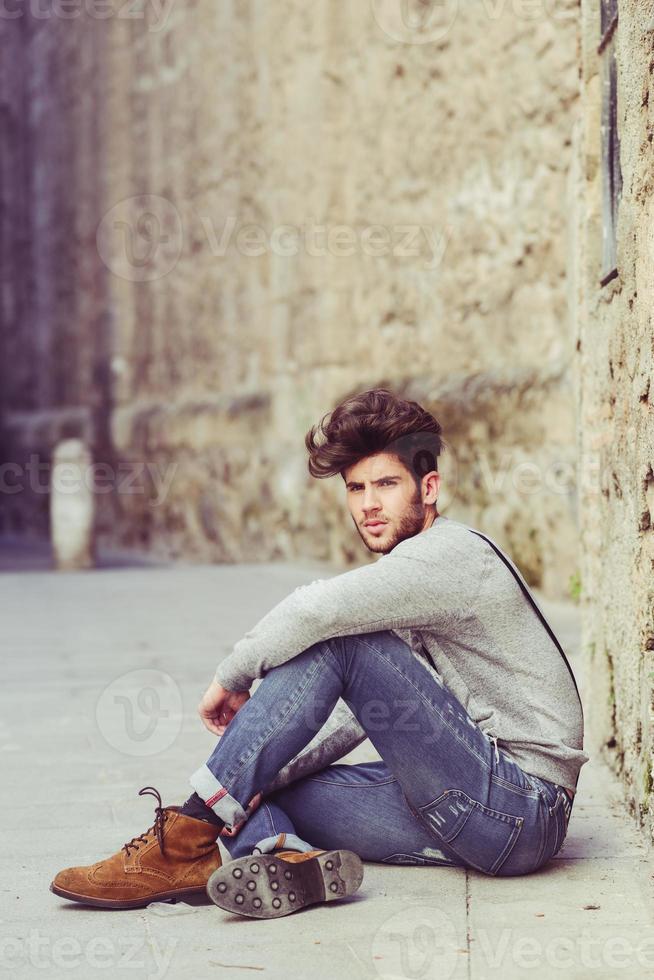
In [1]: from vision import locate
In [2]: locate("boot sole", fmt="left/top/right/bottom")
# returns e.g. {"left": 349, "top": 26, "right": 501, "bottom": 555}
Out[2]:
{"left": 206, "top": 849, "right": 364, "bottom": 919}
{"left": 49, "top": 882, "right": 209, "bottom": 910}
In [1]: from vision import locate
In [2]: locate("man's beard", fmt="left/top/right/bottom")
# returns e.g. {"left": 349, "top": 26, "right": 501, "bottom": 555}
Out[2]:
{"left": 353, "top": 487, "right": 427, "bottom": 554}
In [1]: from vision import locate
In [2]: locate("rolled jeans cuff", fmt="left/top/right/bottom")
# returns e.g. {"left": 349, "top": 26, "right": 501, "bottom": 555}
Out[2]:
{"left": 189, "top": 763, "right": 249, "bottom": 831}
{"left": 253, "top": 832, "right": 317, "bottom": 855}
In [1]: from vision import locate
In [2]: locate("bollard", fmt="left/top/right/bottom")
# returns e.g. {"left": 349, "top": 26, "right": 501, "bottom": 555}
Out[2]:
{"left": 50, "top": 439, "right": 95, "bottom": 571}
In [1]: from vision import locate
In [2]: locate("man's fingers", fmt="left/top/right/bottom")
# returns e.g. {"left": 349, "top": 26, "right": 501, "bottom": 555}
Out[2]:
{"left": 197, "top": 679, "right": 248, "bottom": 740}
{"left": 201, "top": 716, "right": 224, "bottom": 736}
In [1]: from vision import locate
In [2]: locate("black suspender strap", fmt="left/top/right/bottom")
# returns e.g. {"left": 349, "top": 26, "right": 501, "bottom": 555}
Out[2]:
{"left": 467, "top": 528, "right": 585, "bottom": 725}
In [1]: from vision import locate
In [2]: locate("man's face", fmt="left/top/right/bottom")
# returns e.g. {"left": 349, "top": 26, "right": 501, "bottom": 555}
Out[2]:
{"left": 344, "top": 452, "right": 440, "bottom": 555}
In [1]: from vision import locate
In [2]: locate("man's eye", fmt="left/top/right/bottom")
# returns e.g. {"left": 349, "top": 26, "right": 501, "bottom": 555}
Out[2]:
{"left": 350, "top": 481, "right": 395, "bottom": 490}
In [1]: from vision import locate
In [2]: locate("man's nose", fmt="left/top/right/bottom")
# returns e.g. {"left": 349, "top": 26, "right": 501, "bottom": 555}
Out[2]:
{"left": 362, "top": 488, "right": 382, "bottom": 511}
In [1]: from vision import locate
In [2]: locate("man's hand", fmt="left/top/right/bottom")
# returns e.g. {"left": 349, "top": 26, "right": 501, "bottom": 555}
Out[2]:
{"left": 198, "top": 679, "right": 251, "bottom": 736}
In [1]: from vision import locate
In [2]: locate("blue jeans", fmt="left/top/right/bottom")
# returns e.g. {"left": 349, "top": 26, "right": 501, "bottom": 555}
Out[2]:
{"left": 189, "top": 630, "right": 573, "bottom": 876}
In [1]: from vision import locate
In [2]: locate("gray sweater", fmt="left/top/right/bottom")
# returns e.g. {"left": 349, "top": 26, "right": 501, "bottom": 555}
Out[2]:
{"left": 214, "top": 514, "right": 589, "bottom": 795}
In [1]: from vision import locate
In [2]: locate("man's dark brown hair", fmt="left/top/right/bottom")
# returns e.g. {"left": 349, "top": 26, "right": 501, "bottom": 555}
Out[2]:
{"left": 305, "top": 387, "right": 443, "bottom": 488}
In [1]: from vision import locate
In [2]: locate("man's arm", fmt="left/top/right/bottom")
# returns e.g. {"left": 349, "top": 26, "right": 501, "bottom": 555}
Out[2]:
{"left": 214, "top": 535, "right": 472, "bottom": 691}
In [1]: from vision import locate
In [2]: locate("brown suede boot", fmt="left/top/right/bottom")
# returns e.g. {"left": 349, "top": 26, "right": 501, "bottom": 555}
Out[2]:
{"left": 206, "top": 832, "right": 364, "bottom": 919}
{"left": 50, "top": 787, "right": 222, "bottom": 910}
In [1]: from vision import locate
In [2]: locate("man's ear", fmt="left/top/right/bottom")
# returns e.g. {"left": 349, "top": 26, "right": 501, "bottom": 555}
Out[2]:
{"left": 422, "top": 470, "right": 440, "bottom": 504}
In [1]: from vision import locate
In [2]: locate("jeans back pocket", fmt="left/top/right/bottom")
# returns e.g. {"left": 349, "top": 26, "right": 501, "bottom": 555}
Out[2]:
{"left": 417, "top": 788, "right": 523, "bottom": 876}
{"left": 548, "top": 789, "right": 568, "bottom": 857}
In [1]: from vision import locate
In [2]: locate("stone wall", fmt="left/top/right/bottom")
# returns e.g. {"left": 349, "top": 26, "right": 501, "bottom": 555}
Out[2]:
{"left": 1, "top": 0, "right": 581, "bottom": 595}
{"left": 575, "top": 0, "right": 654, "bottom": 835}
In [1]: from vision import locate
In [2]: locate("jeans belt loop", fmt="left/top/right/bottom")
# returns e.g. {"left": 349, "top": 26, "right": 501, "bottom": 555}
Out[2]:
{"left": 485, "top": 731, "right": 500, "bottom": 764}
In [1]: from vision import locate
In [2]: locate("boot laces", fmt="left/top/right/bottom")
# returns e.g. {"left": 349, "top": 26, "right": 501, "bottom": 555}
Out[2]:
{"left": 122, "top": 786, "right": 168, "bottom": 857}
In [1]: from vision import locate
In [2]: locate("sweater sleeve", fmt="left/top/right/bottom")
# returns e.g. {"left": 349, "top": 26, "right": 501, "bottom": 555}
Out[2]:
{"left": 214, "top": 537, "right": 466, "bottom": 691}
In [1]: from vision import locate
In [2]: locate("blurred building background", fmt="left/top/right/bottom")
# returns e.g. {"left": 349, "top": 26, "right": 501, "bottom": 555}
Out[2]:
{"left": 0, "top": 0, "right": 580, "bottom": 591}
{"left": 0, "top": 2, "right": 652, "bottom": 836}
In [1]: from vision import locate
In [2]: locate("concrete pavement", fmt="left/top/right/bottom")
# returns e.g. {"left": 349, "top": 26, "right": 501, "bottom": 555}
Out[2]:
{"left": 2, "top": 540, "right": 654, "bottom": 979}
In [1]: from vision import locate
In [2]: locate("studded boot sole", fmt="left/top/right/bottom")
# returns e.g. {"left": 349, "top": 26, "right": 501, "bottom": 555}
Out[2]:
{"left": 206, "top": 849, "right": 364, "bottom": 918}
